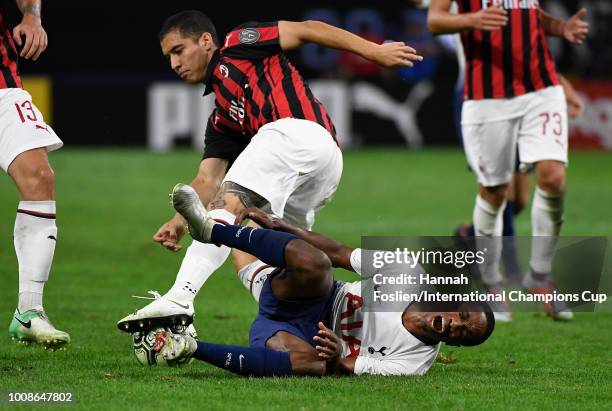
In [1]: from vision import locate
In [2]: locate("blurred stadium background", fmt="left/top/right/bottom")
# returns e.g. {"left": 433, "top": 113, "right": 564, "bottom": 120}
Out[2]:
{"left": 2, "top": 0, "right": 610, "bottom": 151}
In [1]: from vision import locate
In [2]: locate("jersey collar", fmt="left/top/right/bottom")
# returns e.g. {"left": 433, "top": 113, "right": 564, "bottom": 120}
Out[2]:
{"left": 203, "top": 48, "right": 221, "bottom": 96}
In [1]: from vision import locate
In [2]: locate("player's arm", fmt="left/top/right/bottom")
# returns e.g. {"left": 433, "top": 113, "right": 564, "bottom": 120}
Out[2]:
{"left": 153, "top": 158, "right": 228, "bottom": 251}
{"left": 540, "top": 8, "right": 588, "bottom": 45}
{"left": 12, "top": 0, "right": 47, "bottom": 60}
{"left": 235, "top": 207, "right": 355, "bottom": 272}
{"left": 427, "top": 0, "right": 508, "bottom": 34}
{"left": 277, "top": 20, "right": 422, "bottom": 68}
{"left": 559, "top": 75, "right": 584, "bottom": 119}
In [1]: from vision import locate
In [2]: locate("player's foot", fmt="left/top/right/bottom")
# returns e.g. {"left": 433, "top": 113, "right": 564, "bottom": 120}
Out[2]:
{"left": 159, "top": 328, "right": 198, "bottom": 364}
{"left": 485, "top": 285, "right": 512, "bottom": 322}
{"left": 117, "top": 291, "right": 194, "bottom": 333}
{"left": 523, "top": 270, "right": 573, "bottom": 321}
{"left": 9, "top": 309, "right": 70, "bottom": 349}
{"left": 171, "top": 183, "right": 218, "bottom": 243}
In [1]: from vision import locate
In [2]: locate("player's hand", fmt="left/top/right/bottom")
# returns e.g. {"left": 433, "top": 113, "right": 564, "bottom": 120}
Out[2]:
{"left": 369, "top": 42, "right": 423, "bottom": 68}
{"left": 566, "top": 91, "right": 584, "bottom": 118}
{"left": 12, "top": 14, "right": 48, "bottom": 61}
{"left": 153, "top": 215, "right": 186, "bottom": 252}
{"left": 469, "top": 6, "right": 508, "bottom": 31}
{"left": 563, "top": 8, "right": 589, "bottom": 45}
{"left": 235, "top": 207, "right": 290, "bottom": 231}
{"left": 313, "top": 322, "right": 342, "bottom": 362}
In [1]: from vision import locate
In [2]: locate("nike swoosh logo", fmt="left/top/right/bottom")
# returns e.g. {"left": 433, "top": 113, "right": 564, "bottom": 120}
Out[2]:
{"left": 47, "top": 235, "right": 57, "bottom": 241}
{"left": 167, "top": 300, "right": 190, "bottom": 310}
{"left": 238, "top": 354, "right": 244, "bottom": 372}
{"left": 15, "top": 317, "right": 31, "bottom": 328}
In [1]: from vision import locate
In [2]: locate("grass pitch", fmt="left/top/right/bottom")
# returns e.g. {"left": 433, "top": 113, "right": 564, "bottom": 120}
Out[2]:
{"left": 0, "top": 148, "right": 610, "bottom": 410}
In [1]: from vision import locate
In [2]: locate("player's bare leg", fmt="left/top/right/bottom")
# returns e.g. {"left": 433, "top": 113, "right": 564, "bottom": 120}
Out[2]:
{"left": 117, "top": 182, "right": 262, "bottom": 332}
{"left": 474, "top": 183, "right": 512, "bottom": 322}
{"left": 7, "top": 148, "right": 70, "bottom": 349}
{"left": 524, "top": 160, "right": 572, "bottom": 321}
{"left": 502, "top": 173, "right": 530, "bottom": 285}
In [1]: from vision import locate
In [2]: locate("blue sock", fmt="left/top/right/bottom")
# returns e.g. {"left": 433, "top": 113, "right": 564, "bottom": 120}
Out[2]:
{"left": 502, "top": 201, "right": 516, "bottom": 236}
{"left": 467, "top": 223, "right": 475, "bottom": 237}
{"left": 193, "top": 341, "right": 292, "bottom": 377}
{"left": 211, "top": 225, "right": 298, "bottom": 268}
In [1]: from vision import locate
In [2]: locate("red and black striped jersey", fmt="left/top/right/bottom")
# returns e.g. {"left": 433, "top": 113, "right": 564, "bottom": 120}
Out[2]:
{"left": 202, "top": 21, "right": 337, "bottom": 162}
{"left": 454, "top": 0, "right": 559, "bottom": 100}
{"left": 0, "top": 12, "right": 22, "bottom": 89}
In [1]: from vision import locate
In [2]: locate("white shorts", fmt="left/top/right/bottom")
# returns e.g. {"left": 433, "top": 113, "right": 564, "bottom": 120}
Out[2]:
{"left": 0, "top": 88, "right": 63, "bottom": 172}
{"left": 462, "top": 86, "right": 568, "bottom": 186}
{"left": 224, "top": 118, "right": 343, "bottom": 230}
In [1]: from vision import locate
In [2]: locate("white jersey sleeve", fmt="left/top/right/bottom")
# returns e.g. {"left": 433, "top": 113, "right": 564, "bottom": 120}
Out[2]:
{"left": 354, "top": 355, "right": 434, "bottom": 376}
{"left": 350, "top": 248, "right": 363, "bottom": 275}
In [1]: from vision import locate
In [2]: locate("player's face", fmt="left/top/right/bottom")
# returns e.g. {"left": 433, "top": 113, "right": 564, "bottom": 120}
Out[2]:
{"left": 160, "top": 30, "right": 210, "bottom": 84}
{"left": 404, "top": 306, "right": 488, "bottom": 346}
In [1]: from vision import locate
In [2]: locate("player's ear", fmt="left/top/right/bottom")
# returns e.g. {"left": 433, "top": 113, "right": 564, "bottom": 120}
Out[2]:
{"left": 199, "top": 32, "right": 213, "bottom": 49}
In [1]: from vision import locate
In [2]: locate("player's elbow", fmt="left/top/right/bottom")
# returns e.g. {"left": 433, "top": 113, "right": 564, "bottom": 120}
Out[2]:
{"left": 427, "top": 13, "right": 443, "bottom": 34}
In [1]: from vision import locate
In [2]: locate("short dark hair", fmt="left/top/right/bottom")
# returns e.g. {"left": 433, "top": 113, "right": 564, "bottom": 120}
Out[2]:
{"left": 461, "top": 302, "right": 496, "bottom": 347}
{"left": 158, "top": 10, "right": 219, "bottom": 46}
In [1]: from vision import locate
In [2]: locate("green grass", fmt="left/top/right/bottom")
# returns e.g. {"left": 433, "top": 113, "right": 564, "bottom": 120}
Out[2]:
{"left": 0, "top": 148, "right": 610, "bottom": 410}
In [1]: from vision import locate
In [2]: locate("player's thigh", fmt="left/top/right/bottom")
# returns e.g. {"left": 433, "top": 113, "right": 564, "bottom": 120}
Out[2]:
{"left": 282, "top": 145, "right": 343, "bottom": 230}
{"left": 223, "top": 118, "right": 341, "bottom": 225}
{"left": 0, "top": 89, "right": 62, "bottom": 175}
{"left": 462, "top": 118, "right": 519, "bottom": 187}
{"left": 517, "top": 86, "right": 568, "bottom": 170}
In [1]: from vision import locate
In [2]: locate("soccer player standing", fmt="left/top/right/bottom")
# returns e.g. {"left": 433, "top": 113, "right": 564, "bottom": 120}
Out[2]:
{"left": 427, "top": 1, "right": 588, "bottom": 321}
{"left": 1, "top": 0, "right": 69, "bottom": 347}
{"left": 118, "top": 12, "right": 422, "bottom": 331}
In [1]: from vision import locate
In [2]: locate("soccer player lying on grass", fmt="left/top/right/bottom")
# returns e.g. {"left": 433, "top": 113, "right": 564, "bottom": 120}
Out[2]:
{"left": 149, "top": 184, "right": 495, "bottom": 376}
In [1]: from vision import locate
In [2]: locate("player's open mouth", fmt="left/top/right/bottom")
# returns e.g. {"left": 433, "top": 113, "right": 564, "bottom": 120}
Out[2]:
{"left": 432, "top": 315, "right": 444, "bottom": 333}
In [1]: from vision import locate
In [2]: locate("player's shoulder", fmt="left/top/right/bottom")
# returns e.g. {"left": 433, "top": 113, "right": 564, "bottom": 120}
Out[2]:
{"left": 222, "top": 21, "right": 280, "bottom": 53}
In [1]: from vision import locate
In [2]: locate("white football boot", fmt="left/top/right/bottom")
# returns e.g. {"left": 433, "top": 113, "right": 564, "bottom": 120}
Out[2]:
{"left": 160, "top": 328, "right": 198, "bottom": 364}
{"left": 170, "top": 183, "right": 218, "bottom": 243}
{"left": 117, "top": 291, "right": 194, "bottom": 333}
{"left": 9, "top": 309, "right": 70, "bottom": 349}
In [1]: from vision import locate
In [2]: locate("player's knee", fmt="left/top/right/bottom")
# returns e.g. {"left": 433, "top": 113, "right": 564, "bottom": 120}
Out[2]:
{"left": 480, "top": 185, "right": 508, "bottom": 208}
{"left": 287, "top": 242, "right": 332, "bottom": 287}
{"left": 19, "top": 165, "right": 55, "bottom": 198}
{"left": 537, "top": 169, "right": 565, "bottom": 195}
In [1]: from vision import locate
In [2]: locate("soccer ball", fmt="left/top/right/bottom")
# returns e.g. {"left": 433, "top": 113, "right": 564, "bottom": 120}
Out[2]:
{"left": 132, "top": 324, "right": 197, "bottom": 366}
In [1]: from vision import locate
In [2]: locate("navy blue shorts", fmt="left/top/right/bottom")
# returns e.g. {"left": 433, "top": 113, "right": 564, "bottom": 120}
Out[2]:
{"left": 249, "top": 268, "right": 340, "bottom": 348}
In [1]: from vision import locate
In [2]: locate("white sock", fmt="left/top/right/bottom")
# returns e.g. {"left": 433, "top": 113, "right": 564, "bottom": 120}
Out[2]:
{"left": 473, "top": 195, "right": 505, "bottom": 287}
{"left": 165, "top": 209, "right": 235, "bottom": 304}
{"left": 237, "top": 263, "right": 271, "bottom": 303}
{"left": 529, "top": 187, "right": 564, "bottom": 274}
{"left": 15, "top": 201, "right": 57, "bottom": 312}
